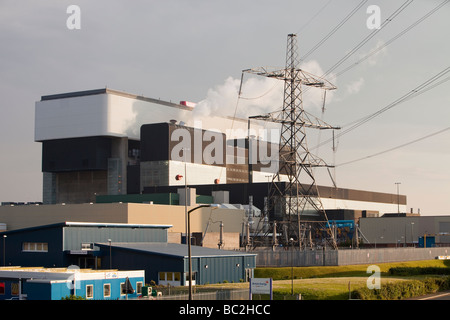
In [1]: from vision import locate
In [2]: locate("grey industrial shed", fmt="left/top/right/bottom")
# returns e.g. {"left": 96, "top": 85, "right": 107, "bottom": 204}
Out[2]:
{"left": 0, "top": 222, "right": 171, "bottom": 269}
{"left": 96, "top": 242, "right": 257, "bottom": 286}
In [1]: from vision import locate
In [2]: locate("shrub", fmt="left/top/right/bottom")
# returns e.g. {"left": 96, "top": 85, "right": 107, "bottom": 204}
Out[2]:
{"left": 352, "top": 276, "right": 450, "bottom": 300}
{"left": 389, "top": 267, "right": 450, "bottom": 276}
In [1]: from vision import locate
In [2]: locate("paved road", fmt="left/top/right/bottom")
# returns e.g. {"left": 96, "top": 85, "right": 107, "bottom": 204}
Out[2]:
{"left": 411, "top": 291, "right": 450, "bottom": 300}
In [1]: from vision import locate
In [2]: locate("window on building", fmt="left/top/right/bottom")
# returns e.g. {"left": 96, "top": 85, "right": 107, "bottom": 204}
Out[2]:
{"left": 11, "top": 283, "right": 19, "bottom": 296}
{"left": 0, "top": 282, "right": 5, "bottom": 295}
{"left": 136, "top": 282, "right": 143, "bottom": 295}
{"left": 81, "top": 243, "right": 94, "bottom": 250}
{"left": 103, "top": 284, "right": 111, "bottom": 298}
{"left": 22, "top": 242, "right": 48, "bottom": 252}
{"left": 86, "top": 285, "right": 94, "bottom": 299}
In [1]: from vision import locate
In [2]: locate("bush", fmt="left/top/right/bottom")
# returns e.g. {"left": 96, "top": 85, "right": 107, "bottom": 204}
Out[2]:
{"left": 352, "top": 276, "right": 450, "bottom": 300}
{"left": 389, "top": 267, "right": 450, "bottom": 276}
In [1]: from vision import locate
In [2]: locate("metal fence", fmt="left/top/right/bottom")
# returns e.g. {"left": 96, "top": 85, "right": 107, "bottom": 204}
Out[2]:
{"left": 255, "top": 247, "right": 450, "bottom": 267}
{"left": 255, "top": 248, "right": 337, "bottom": 267}
{"left": 152, "top": 289, "right": 249, "bottom": 300}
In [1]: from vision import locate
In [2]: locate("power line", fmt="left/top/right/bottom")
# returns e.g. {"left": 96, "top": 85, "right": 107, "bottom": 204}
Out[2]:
{"left": 296, "top": 0, "right": 334, "bottom": 34}
{"left": 335, "top": 0, "right": 449, "bottom": 78}
{"left": 336, "top": 126, "right": 450, "bottom": 167}
{"left": 321, "top": 0, "right": 415, "bottom": 79}
{"left": 341, "top": 67, "right": 450, "bottom": 129}
{"left": 301, "top": 0, "right": 415, "bottom": 100}
{"left": 314, "top": 66, "right": 450, "bottom": 149}
{"left": 301, "top": 0, "right": 368, "bottom": 61}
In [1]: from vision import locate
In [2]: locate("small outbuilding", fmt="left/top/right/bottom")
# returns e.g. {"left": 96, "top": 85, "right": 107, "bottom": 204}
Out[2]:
{"left": 0, "top": 267, "right": 144, "bottom": 300}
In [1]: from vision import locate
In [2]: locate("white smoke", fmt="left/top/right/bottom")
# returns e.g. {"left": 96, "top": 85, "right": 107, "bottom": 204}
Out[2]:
{"left": 193, "top": 59, "right": 337, "bottom": 121}
{"left": 193, "top": 76, "right": 283, "bottom": 120}
{"left": 299, "top": 60, "right": 337, "bottom": 110}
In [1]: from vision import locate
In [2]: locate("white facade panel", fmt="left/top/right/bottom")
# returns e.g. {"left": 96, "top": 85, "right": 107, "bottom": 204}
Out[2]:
{"left": 35, "top": 94, "right": 110, "bottom": 141}
{"left": 321, "top": 198, "right": 406, "bottom": 215}
{"left": 106, "top": 94, "right": 192, "bottom": 140}
{"left": 169, "top": 161, "right": 226, "bottom": 186}
{"left": 34, "top": 90, "right": 256, "bottom": 142}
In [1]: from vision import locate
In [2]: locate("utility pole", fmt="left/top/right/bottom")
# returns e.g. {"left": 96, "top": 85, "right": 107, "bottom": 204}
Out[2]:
{"left": 244, "top": 34, "right": 339, "bottom": 249}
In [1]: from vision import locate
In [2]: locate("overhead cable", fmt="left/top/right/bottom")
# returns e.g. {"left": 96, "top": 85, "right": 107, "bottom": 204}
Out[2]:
{"left": 335, "top": 0, "right": 449, "bottom": 78}
{"left": 336, "top": 126, "right": 450, "bottom": 167}
{"left": 321, "top": 0, "right": 415, "bottom": 79}
{"left": 301, "top": 0, "right": 369, "bottom": 61}
{"left": 315, "top": 66, "right": 450, "bottom": 149}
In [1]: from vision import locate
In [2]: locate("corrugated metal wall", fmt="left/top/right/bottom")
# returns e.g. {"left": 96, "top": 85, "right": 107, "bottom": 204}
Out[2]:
{"left": 63, "top": 226, "right": 168, "bottom": 251}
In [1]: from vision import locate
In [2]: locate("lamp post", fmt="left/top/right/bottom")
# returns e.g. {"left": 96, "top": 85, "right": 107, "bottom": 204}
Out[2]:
{"left": 108, "top": 239, "right": 112, "bottom": 269}
{"left": 3, "top": 235, "right": 6, "bottom": 267}
{"left": 289, "top": 237, "right": 294, "bottom": 296}
{"left": 182, "top": 147, "right": 190, "bottom": 244}
{"left": 187, "top": 204, "right": 222, "bottom": 300}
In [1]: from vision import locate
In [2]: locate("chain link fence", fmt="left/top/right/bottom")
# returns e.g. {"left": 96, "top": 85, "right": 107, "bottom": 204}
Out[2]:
{"left": 148, "top": 288, "right": 249, "bottom": 300}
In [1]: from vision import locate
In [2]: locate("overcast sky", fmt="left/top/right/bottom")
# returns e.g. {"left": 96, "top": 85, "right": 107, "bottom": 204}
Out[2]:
{"left": 0, "top": 0, "right": 449, "bottom": 215}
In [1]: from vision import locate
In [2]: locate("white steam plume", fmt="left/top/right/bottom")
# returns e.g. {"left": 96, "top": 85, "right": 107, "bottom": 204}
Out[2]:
{"left": 193, "top": 60, "right": 337, "bottom": 121}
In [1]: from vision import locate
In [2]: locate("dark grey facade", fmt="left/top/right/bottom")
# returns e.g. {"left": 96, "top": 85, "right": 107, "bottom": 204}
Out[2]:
{"left": 0, "top": 222, "right": 170, "bottom": 269}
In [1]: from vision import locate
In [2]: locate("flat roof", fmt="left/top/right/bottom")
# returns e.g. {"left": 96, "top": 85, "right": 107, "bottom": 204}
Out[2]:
{"left": 97, "top": 242, "right": 257, "bottom": 258}
{"left": 0, "top": 266, "right": 144, "bottom": 280}
{"left": 40, "top": 88, "right": 193, "bottom": 111}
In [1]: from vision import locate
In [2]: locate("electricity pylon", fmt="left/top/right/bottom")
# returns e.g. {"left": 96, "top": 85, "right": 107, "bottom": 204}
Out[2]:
{"left": 244, "top": 34, "right": 339, "bottom": 249}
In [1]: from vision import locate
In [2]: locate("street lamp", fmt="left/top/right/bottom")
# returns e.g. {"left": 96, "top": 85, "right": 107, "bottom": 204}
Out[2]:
{"left": 187, "top": 204, "right": 224, "bottom": 300}
{"left": 3, "top": 235, "right": 6, "bottom": 267}
{"left": 289, "top": 237, "right": 294, "bottom": 295}
{"left": 108, "top": 239, "right": 112, "bottom": 269}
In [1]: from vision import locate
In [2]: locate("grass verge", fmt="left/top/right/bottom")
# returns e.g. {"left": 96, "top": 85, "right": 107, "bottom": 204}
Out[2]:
{"left": 254, "top": 259, "right": 449, "bottom": 280}
{"left": 202, "top": 259, "right": 449, "bottom": 300}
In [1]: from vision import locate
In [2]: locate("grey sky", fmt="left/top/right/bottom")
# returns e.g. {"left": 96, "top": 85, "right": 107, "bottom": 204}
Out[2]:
{"left": 0, "top": 0, "right": 449, "bottom": 215}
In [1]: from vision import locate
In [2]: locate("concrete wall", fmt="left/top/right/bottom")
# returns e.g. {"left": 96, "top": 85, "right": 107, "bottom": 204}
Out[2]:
{"left": 0, "top": 203, "right": 246, "bottom": 241}
{"left": 202, "top": 232, "right": 241, "bottom": 250}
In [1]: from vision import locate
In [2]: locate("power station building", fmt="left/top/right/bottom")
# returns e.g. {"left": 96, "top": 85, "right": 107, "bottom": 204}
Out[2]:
{"left": 34, "top": 88, "right": 407, "bottom": 218}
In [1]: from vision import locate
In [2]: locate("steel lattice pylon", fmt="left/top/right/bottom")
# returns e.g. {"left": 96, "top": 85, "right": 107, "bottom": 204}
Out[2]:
{"left": 244, "top": 34, "right": 339, "bottom": 249}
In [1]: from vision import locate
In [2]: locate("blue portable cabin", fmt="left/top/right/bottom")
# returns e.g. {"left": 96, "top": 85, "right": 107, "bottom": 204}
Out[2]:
{"left": 0, "top": 267, "right": 144, "bottom": 300}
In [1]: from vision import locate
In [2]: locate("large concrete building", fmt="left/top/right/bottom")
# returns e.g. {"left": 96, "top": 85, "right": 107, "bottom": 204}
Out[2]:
{"left": 35, "top": 88, "right": 258, "bottom": 204}
{"left": 34, "top": 88, "right": 407, "bottom": 218}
